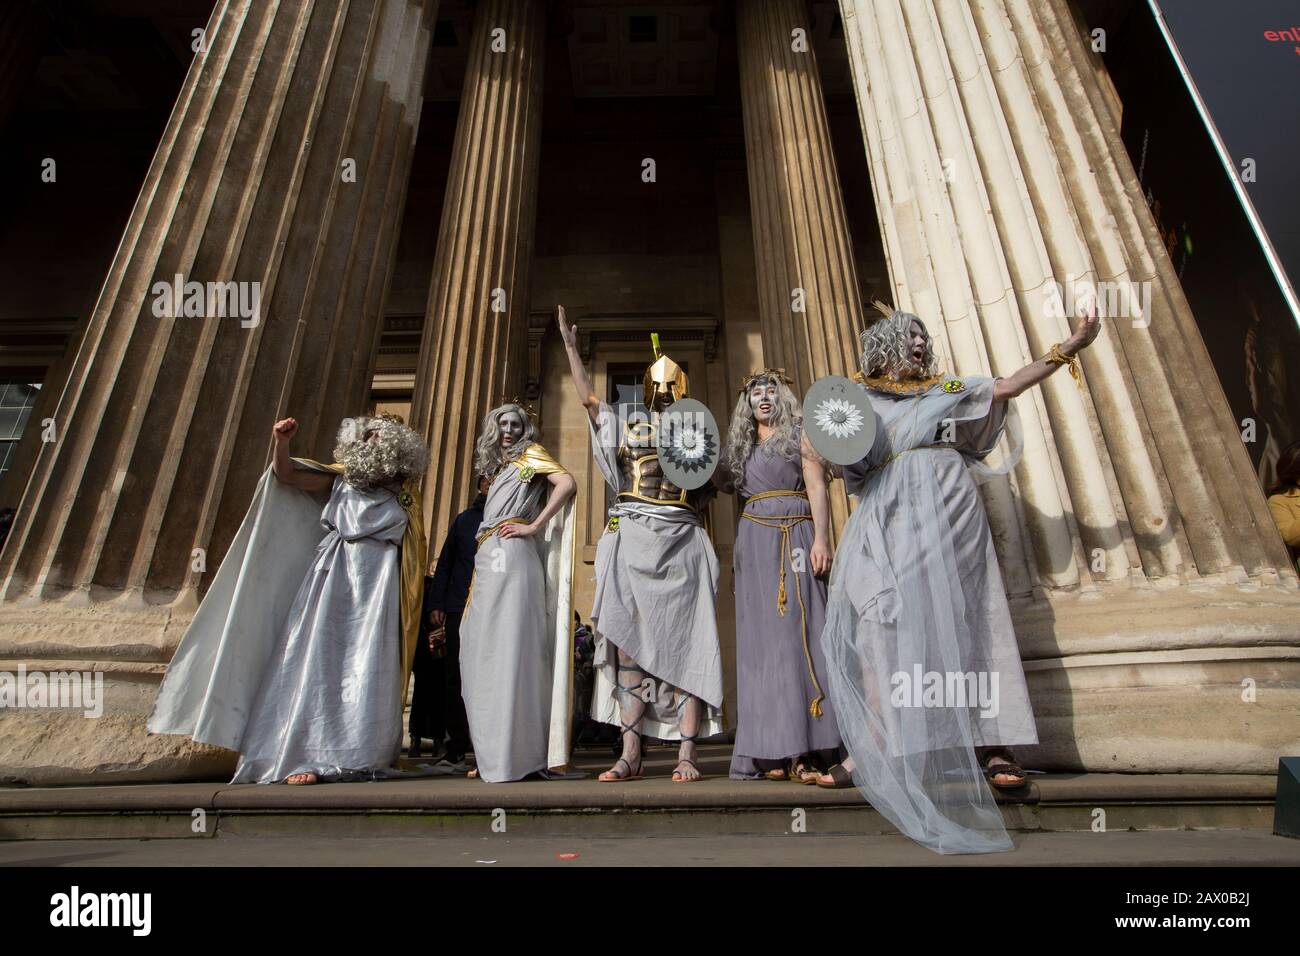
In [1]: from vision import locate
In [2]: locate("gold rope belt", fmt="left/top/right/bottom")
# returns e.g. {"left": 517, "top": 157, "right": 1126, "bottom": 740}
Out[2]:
{"left": 464, "top": 515, "right": 531, "bottom": 610}
{"left": 740, "top": 489, "right": 825, "bottom": 719}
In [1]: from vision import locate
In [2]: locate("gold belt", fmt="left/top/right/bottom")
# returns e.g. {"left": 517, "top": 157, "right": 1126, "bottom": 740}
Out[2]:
{"left": 864, "top": 443, "right": 949, "bottom": 477}
{"left": 464, "top": 515, "right": 530, "bottom": 610}
{"left": 616, "top": 491, "right": 696, "bottom": 510}
{"left": 740, "top": 489, "right": 824, "bottom": 720}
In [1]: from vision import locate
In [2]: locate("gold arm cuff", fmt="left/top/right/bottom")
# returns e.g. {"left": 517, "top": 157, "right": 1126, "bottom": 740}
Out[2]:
{"left": 1047, "top": 342, "right": 1083, "bottom": 386}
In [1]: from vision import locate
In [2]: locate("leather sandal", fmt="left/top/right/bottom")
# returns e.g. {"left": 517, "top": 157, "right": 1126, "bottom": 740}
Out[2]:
{"left": 815, "top": 763, "right": 854, "bottom": 789}
{"left": 672, "top": 733, "right": 703, "bottom": 783}
{"left": 981, "top": 747, "right": 1029, "bottom": 791}
{"left": 599, "top": 726, "right": 644, "bottom": 782}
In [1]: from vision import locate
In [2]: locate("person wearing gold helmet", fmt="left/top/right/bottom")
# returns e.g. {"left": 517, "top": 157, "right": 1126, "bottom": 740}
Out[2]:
{"left": 559, "top": 305, "right": 725, "bottom": 783}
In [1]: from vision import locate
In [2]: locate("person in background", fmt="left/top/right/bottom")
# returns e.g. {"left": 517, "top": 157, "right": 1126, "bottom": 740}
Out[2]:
{"left": 417, "top": 474, "right": 489, "bottom": 764}
{"left": 1266, "top": 440, "right": 1300, "bottom": 573}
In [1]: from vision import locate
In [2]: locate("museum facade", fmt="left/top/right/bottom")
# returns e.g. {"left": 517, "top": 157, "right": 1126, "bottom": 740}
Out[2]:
{"left": 0, "top": 0, "right": 1295, "bottom": 784}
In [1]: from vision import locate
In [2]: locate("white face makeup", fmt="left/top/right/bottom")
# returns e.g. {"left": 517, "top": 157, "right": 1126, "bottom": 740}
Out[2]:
{"left": 498, "top": 410, "right": 525, "bottom": 448}
{"left": 907, "top": 320, "right": 928, "bottom": 371}
{"left": 749, "top": 382, "right": 779, "bottom": 424}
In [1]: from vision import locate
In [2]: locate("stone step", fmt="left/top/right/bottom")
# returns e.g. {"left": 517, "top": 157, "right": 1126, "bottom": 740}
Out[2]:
{"left": 0, "top": 746, "right": 1279, "bottom": 842}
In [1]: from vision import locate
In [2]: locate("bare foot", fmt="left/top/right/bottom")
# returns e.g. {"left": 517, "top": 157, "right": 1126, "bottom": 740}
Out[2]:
{"left": 598, "top": 755, "right": 642, "bottom": 782}
{"left": 672, "top": 757, "right": 701, "bottom": 783}
{"left": 467, "top": 768, "right": 479, "bottom": 779}
{"left": 286, "top": 772, "right": 317, "bottom": 786}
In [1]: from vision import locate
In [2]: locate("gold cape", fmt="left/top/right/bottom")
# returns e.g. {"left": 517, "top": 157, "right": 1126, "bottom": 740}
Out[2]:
{"left": 512, "top": 441, "right": 568, "bottom": 478}
{"left": 296, "top": 459, "right": 427, "bottom": 704}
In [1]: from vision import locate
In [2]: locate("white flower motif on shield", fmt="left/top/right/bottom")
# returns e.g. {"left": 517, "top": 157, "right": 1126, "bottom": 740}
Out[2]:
{"left": 813, "top": 398, "right": 864, "bottom": 439}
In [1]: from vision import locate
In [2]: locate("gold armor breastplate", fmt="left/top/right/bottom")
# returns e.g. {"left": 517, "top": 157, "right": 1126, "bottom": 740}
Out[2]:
{"left": 617, "top": 420, "right": 712, "bottom": 511}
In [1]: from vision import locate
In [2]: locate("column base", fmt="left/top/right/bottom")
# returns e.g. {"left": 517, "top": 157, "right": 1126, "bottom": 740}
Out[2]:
{"left": 1014, "top": 582, "right": 1300, "bottom": 773}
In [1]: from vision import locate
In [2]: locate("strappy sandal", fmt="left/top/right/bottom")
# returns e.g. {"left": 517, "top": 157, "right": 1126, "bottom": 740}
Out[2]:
{"left": 790, "top": 757, "right": 819, "bottom": 785}
{"left": 764, "top": 765, "right": 789, "bottom": 781}
{"left": 598, "top": 726, "right": 644, "bottom": 782}
{"left": 815, "top": 762, "right": 854, "bottom": 789}
{"left": 672, "top": 733, "right": 704, "bottom": 783}
{"left": 981, "top": 747, "right": 1029, "bottom": 792}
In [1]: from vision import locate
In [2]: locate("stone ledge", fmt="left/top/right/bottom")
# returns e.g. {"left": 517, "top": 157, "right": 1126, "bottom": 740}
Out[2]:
{"left": 0, "top": 769, "right": 1275, "bottom": 814}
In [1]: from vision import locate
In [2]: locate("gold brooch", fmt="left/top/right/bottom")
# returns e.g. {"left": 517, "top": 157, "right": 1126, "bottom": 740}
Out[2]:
{"left": 606, "top": 516, "right": 620, "bottom": 532}
{"left": 397, "top": 490, "right": 414, "bottom": 507}
{"left": 940, "top": 379, "right": 965, "bottom": 393}
{"left": 518, "top": 464, "right": 537, "bottom": 483}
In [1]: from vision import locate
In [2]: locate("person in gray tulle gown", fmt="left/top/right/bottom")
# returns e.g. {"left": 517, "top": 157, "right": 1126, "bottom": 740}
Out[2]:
{"left": 811, "top": 301, "right": 1100, "bottom": 853}
{"left": 458, "top": 402, "right": 576, "bottom": 783}
{"left": 559, "top": 306, "right": 725, "bottom": 783}
{"left": 719, "top": 370, "right": 841, "bottom": 782}
{"left": 149, "top": 413, "right": 428, "bottom": 786}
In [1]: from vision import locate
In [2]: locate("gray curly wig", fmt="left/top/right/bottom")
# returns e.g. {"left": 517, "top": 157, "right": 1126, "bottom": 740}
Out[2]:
{"left": 859, "top": 310, "right": 938, "bottom": 379}
{"left": 721, "top": 374, "right": 803, "bottom": 495}
{"left": 473, "top": 403, "right": 537, "bottom": 478}
{"left": 333, "top": 415, "right": 429, "bottom": 489}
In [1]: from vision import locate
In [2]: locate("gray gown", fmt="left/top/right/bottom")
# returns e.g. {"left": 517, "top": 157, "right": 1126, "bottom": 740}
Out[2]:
{"left": 821, "top": 375, "right": 1031, "bottom": 854}
{"left": 231, "top": 477, "right": 407, "bottom": 784}
{"left": 587, "top": 403, "right": 725, "bottom": 739}
{"left": 459, "top": 449, "right": 557, "bottom": 783}
{"left": 729, "top": 438, "right": 841, "bottom": 779}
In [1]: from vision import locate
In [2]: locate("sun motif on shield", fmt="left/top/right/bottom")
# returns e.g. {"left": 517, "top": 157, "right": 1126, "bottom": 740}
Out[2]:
{"left": 813, "top": 398, "right": 864, "bottom": 439}
{"left": 661, "top": 420, "right": 717, "bottom": 473}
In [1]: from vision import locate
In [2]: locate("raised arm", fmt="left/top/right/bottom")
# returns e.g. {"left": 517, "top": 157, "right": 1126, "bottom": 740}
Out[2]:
{"left": 801, "top": 432, "right": 833, "bottom": 577}
{"left": 271, "top": 417, "right": 336, "bottom": 493}
{"left": 993, "top": 298, "right": 1101, "bottom": 402}
{"left": 557, "top": 305, "right": 600, "bottom": 423}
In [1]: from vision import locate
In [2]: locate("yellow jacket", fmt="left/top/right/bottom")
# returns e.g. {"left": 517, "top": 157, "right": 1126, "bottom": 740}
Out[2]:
{"left": 1267, "top": 489, "right": 1300, "bottom": 554}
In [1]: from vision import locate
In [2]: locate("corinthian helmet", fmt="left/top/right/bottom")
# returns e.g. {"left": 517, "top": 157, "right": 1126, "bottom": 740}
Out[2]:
{"left": 643, "top": 332, "right": 688, "bottom": 410}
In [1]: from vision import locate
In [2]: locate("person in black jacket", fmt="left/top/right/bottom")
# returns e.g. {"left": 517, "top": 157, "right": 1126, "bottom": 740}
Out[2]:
{"left": 410, "top": 475, "right": 488, "bottom": 762}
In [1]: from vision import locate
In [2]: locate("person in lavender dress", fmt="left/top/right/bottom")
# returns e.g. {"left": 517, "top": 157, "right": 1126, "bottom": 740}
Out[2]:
{"left": 719, "top": 370, "right": 840, "bottom": 782}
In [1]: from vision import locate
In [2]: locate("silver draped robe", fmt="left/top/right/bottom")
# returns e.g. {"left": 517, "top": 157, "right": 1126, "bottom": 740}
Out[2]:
{"left": 821, "top": 375, "right": 1030, "bottom": 853}
{"left": 459, "top": 443, "right": 575, "bottom": 782}
{"left": 149, "top": 465, "right": 408, "bottom": 784}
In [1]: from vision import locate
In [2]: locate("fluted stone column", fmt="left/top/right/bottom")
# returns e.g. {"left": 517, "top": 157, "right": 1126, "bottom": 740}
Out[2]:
{"left": 411, "top": 0, "right": 545, "bottom": 548}
{"left": 839, "top": 0, "right": 1300, "bottom": 772}
{"left": 0, "top": 0, "right": 436, "bottom": 784}
{"left": 736, "top": 0, "right": 866, "bottom": 393}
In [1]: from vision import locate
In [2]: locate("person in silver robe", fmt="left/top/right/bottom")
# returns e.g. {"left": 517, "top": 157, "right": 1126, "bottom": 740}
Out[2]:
{"left": 148, "top": 414, "right": 428, "bottom": 785}
{"left": 458, "top": 402, "right": 577, "bottom": 783}
{"left": 719, "top": 369, "right": 841, "bottom": 782}
{"left": 558, "top": 306, "right": 725, "bottom": 783}
{"left": 810, "top": 301, "right": 1100, "bottom": 853}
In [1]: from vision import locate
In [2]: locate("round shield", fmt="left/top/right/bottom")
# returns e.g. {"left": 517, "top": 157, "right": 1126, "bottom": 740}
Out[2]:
{"left": 803, "top": 375, "right": 877, "bottom": 466}
{"left": 656, "top": 398, "right": 721, "bottom": 490}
